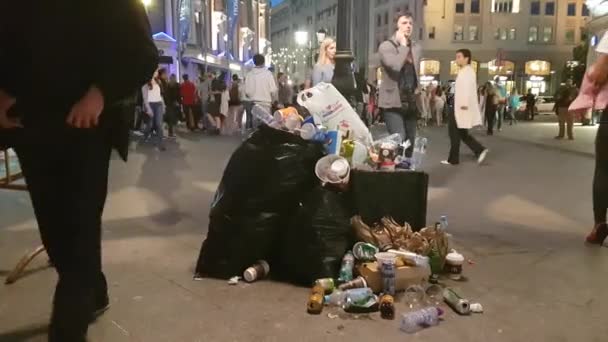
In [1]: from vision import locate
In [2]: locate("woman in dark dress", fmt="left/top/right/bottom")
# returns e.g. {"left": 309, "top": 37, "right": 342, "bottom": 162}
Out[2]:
{"left": 484, "top": 83, "right": 498, "bottom": 135}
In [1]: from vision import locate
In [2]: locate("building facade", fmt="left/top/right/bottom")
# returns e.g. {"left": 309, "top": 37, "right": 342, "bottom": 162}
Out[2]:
{"left": 269, "top": 0, "right": 370, "bottom": 83}
{"left": 365, "top": 0, "right": 590, "bottom": 95}
{"left": 145, "top": 0, "right": 270, "bottom": 79}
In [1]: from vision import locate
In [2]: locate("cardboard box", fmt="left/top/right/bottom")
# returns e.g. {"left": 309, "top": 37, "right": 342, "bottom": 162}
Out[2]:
{"left": 356, "top": 262, "right": 431, "bottom": 293}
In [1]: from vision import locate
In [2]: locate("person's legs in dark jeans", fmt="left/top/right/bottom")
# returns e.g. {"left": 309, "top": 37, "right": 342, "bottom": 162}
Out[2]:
{"left": 383, "top": 109, "right": 409, "bottom": 155}
{"left": 403, "top": 112, "right": 417, "bottom": 157}
{"left": 15, "top": 127, "right": 111, "bottom": 341}
{"left": 244, "top": 101, "right": 253, "bottom": 129}
{"left": 486, "top": 110, "right": 496, "bottom": 135}
{"left": 497, "top": 105, "right": 504, "bottom": 131}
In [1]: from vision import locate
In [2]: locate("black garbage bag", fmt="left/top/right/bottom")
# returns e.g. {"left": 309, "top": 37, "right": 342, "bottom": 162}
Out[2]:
{"left": 196, "top": 126, "right": 325, "bottom": 279}
{"left": 277, "top": 187, "right": 355, "bottom": 286}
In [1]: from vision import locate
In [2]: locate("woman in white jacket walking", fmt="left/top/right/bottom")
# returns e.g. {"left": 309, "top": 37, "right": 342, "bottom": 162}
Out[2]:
{"left": 442, "top": 49, "right": 488, "bottom": 165}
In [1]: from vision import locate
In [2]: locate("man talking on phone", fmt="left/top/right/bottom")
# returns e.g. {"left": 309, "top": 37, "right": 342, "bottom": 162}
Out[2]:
{"left": 377, "top": 12, "right": 422, "bottom": 158}
{"left": 0, "top": 1, "right": 158, "bottom": 340}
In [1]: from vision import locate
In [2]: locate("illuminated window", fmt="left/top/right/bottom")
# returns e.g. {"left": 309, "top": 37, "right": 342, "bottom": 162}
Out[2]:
{"left": 529, "top": 26, "right": 538, "bottom": 42}
{"left": 565, "top": 29, "right": 575, "bottom": 44}
{"left": 509, "top": 28, "right": 516, "bottom": 40}
{"left": 454, "top": 25, "right": 464, "bottom": 41}
{"left": 543, "top": 26, "right": 553, "bottom": 42}
{"left": 525, "top": 60, "right": 552, "bottom": 76}
{"left": 469, "top": 25, "right": 479, "bottom": 41}
{"left": 420, "top": 60, "right": 441, "bottom": 76}
{"left": 451, "top": 60, "right": 479, "bottom": 75}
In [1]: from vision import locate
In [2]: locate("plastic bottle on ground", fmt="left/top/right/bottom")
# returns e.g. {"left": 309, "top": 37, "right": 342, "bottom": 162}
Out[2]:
{"left": 400, "top": 307, "right": 444, "bottom": 334}
{"left": 338, "top": 251, "right": 355, "bottom": 282}
{"left": 440, "top": 215, "right": 448, "bottom": 231}
{"left": 410, "top": 137, "right": 428, "bottom": 171}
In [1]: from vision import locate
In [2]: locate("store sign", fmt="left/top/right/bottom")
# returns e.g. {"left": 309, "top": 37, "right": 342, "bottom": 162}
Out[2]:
{"left": 226, "top": 0, "right": 239, "bottom": 59}
{"left": 525, "top": 60, "right": 551, "bottom": 76}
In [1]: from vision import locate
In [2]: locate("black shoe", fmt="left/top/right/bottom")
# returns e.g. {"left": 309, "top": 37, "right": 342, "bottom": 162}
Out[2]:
{"left": 90, "top": 294, "right": 110, "bottom": 323}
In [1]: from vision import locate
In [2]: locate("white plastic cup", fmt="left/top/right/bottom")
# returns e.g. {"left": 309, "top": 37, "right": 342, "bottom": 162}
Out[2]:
{"left": 285, "top": 114, "right": 301, "bottom": 131}
{"left": 299, "top": 123, "right": 316, "bottom": 140}
{"left": 330, "top": 159, "right": 350, "bottom": 178}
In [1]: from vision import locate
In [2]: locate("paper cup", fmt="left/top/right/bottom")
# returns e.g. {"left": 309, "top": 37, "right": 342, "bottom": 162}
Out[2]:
{"left": 299, "top": 123, "right": 317, "bottom": 140}
{"left": 285, "top": 114, "right": 301, "bottom": 131}
{"left": 315, "top": 155, "right": 351, "bottom": 185}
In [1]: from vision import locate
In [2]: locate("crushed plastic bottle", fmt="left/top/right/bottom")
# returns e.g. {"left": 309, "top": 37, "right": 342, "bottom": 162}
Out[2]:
{"left": 400, "top": 307, "right": 444, "bottom": 334}
{"left": 440, "top": 215, "right": 448, "bottom": 231}
{"left": 338, "top": 251, "right": 355, "bottom": 282}
{"left": 410, "top": 137, "right": 428, "bottom": 171}
{"left": 324, "top": 288, "right": 374, "bottom": 308}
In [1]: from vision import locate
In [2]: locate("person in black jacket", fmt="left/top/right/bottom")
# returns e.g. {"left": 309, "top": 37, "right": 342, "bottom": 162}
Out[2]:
{"left": 0, "top": 1, "right": 158, "bottom": 341}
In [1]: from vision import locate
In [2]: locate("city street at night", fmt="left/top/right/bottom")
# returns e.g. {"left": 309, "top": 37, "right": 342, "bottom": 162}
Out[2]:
{"left": 1, "top": 124, "right": 607, "bottom": 342}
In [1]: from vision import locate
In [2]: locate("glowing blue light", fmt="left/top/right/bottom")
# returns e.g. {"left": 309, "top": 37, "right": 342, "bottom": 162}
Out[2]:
{"left": 152, "top": 32, "right": 177, "bottom": 42}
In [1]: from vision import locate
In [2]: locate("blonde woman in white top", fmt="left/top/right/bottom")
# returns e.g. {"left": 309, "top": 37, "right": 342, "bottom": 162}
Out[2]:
{"left": 142, "top": 69, "right": 166, "bottom": 151}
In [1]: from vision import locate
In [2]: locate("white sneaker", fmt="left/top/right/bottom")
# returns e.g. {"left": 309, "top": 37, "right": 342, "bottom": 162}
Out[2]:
{"left": 478, "top": 149, "right": 489, "bottom": 165}
{"left": 441, "top": 160, "right": 457, "bottom": 166}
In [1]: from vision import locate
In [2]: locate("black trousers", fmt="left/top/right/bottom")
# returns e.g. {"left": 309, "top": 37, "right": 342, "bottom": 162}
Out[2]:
{"left": 594, "top": 109, "right": 608, "bottom": 224}
{"left": 448, "top": 106, "right": 486, "bottom": 164}
{"left": 14, "top": 126, "right": 112, "bottom": 341}
{"left": 485, "top": 109, "right": 496, "bottom": 135}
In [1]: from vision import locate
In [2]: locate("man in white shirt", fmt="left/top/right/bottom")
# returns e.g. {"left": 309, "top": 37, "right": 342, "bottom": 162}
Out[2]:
{"left": 442, "top": 49, "right": 488, "bottom": 166}
{"left": 586, "top": 31, "right": 608, "bottom": 244}
{"left": 244, "top": 54, "right": 277, "bottom": 127}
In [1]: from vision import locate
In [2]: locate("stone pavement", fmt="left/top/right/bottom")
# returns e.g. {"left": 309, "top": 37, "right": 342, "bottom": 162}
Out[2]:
{"left": 490, "top": 113, "right": 597, "bottom": 157}
{"left": 1, "top": 127, "right": 607, "bottom": 342}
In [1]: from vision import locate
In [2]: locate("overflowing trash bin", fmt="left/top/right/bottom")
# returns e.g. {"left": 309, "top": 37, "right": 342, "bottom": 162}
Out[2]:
{"left": 195, "top": 82, "right": 481, "bottom": 334}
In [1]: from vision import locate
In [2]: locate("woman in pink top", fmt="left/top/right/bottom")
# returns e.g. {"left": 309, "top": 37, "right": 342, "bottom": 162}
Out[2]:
{"left": 585, "top": 32, "right": 608, "bottom": 244}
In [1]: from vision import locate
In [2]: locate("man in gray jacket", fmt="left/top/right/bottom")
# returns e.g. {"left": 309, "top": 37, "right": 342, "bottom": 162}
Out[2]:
{"left": 378, "top": 12, "right": 422, "bottom": 157}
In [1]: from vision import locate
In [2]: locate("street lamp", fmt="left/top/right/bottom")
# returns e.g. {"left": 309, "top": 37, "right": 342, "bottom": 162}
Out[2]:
{"left": 141, "top": 0, "right": 152, "bottom": 7}
{"left": 332, "top": 0, "right": 356, "bottom": 99}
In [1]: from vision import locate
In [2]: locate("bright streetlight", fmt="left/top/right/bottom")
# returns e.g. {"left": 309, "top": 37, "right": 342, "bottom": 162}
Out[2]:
{"left": 142, "top": 0, "right": 152, "bottom": 7}
{"left": 294, "top": 31, "right": 309, "bottom": 47}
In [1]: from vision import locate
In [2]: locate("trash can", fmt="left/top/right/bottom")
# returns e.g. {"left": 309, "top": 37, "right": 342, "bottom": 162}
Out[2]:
{"left": 350, "top": 170, "right": 429, "bottom": 231}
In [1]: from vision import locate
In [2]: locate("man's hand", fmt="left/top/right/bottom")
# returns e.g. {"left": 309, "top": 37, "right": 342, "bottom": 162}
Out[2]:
{"left": 66, "top": 85, "right": 104, "bottom": 128}
{"left": 0, "top": 90, "right": 20, "bottom": 129}
{"left": 588, "top": 55, "right": 608, "bottom": 89}
{"left": 397, "top": 32, "right": 408, "bottom": 46}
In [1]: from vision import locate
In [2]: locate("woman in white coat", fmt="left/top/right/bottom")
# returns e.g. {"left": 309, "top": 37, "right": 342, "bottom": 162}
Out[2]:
{"left": 442, "top": 49, "right": 488, "bottom": 165}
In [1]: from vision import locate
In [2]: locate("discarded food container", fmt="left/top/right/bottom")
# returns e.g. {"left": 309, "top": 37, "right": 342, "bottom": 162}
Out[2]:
{"left": 243, "top": 260, "right": 270, "bottom": 283}
{"left": 338, "top": 251, "right": 355, "bottom": 283}
{"left": 380, "top": 294, "right": 395, "bottom": 320}
{"left": 338, "top": 276, "right": 368, "bottom": 291}
{"left": 314, "top": 278, "right": 335, "bottom": 294}
{"left": 352, "top": 242, "right": 379, "bottom": 262}
{"left": 400, "top": 307, "right": 443, "bottom": 333}
{"left": 315, "top": 155, "right": 350, "bottom": 186}
{"left": 307, "top": 293, "right": 324, "bottom": 315}
{"left": 375, "top": 252, "right": 397, "bottom": 296}
{"left": 445, "top": 250, "right": 465, "bottom": 280}
{"left": 443, "top": 288, "right": 471, "bottom": 315}
{"left": 356, "top": 262, "right": 430, "bottom": 293}
{"left": 326, "top": 130, "right": 342, "bottom": 155}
